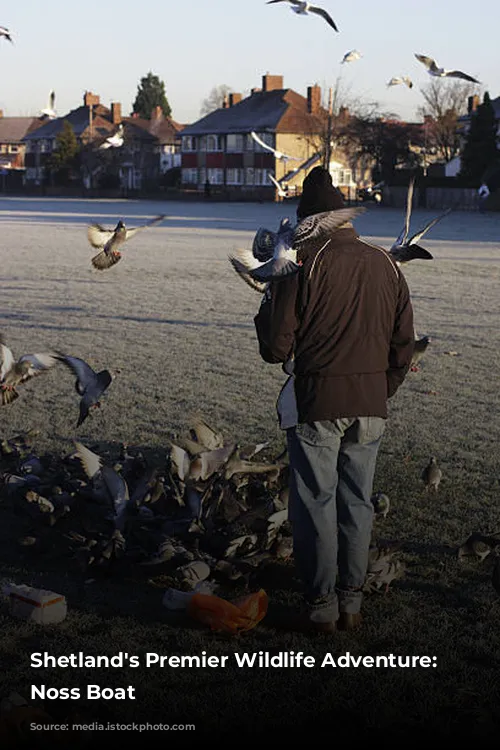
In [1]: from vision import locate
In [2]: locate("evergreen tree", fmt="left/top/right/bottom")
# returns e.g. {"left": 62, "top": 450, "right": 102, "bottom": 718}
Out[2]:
{"left": 47, "top": 121, "right": 80, "bottom": 184}
{"left": 132, "top": 72, "right": 171, "bottom": 119}
{"left": 460, "top": 91, "right": 499, "bottom": 182}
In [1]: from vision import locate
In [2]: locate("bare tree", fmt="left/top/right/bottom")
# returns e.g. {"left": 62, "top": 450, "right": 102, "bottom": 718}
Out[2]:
{"left": 417, "top": 78, "right": 479, "bottom": 162}
{"left": 200, "top": 85, "right": 232, "bottom": 116}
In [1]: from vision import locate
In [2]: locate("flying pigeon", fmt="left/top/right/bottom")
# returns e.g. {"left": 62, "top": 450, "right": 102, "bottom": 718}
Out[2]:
{"left": 342, "top": 50, "right": 362, "bottom": 64}
{"left": 387, "top": 76, "right": 413, "bottom": 89}
{"left": 250, "top": 131, "right": 301, "bottom": 163}
{"left": 421, "top": 456, "right": 442, "bottom": 492}
{"left": 410, "top": 335, "right": 431, "bottom": 371}
{"left": 40, "top": 90, "right": 56, "bottom": 119}
{"left": 0, "top": 26, "right": 13, "bottom": 43}
{"left": 266, "top": 1, "right": 338, "bottom": 31}
{"left": 99, "top": 123, "right": 124, "bottom": 149}
{"left": 0, "top": 335, "right": 58, "bottom": 405}
{"left": 389, "top": 176, "right": 451, "bottom": 264}
{"left": 86, "top": 214, "right": 166, "bottom": 270}
{"left": 415, "top": 54, "right": 480, "bottom": 84}
{"left": 54, "top": 354, "right": 112, "bottom": 427}
{"left": 229, "top": 207, "right": 365, "bottom": 284}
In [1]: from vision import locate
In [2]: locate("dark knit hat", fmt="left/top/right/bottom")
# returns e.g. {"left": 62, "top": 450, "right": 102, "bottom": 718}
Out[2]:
{"left": 296, "top": 166, "right": 345, "bottom": 220}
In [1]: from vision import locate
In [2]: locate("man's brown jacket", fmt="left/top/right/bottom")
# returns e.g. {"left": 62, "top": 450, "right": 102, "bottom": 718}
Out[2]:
{"left": 254, "top": 225, "right": 415, "bottom": 422}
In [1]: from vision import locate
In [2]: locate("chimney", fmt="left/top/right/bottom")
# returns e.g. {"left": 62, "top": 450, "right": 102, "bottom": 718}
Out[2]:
{"left": 251, "top": 87, "right": 261, "bottom": 95}
{"left": 151, "top": 105, "right": 163, "bottom": 120}
{"left": 262, "top": 74, "right": 283, "bottom": 92}
{"left": 468, "top": 94, "right": 480, "bottom": 114}
{"left": 307, "top": 85, "right": 321, "bottom": 114}
{"left": 229, "top": 93, "right": 242, "bottom": 107}
{"left": 222, "top": 94, "right": 230, "bottom": 109}
{"left": 84, "top": 91, "right": 100, "bottom": 107}
{"left": 111, "top": 102, "right": 122, "bottom": 125}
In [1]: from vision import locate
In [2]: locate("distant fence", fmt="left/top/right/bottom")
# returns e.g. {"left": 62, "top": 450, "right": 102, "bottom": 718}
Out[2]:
{"left": 382, "top": 185, "right": 482, "bottom": 211}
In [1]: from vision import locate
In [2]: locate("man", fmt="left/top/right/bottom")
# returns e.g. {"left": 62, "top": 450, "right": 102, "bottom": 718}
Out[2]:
{"left": 254, "top": 167, "right": 414, "bottom": 634}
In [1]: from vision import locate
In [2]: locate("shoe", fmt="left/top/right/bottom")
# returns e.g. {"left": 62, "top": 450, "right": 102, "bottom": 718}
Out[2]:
{"left": 268, "top": 609, "right": 337, "bottom": 635}
{"left": 337, "top": 612, "right": 362, "bottom": 631}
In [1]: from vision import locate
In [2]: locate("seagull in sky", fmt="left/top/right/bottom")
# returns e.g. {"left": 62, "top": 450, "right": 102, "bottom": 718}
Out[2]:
{"left": 266, "top": 1, "right": 338, "bottom": 31}
{"left": 250, "top": 131, "right": 301, "bottom": 162}
{"left": 40, "top": 90, "right": 56, "bottom": 119}
{"left": 86, "top": 214, "right": 167, "bottom": 270}
{"left": 387, "top": 77, "right": 413, "bottom": 89}
{"left": 389, "top": 176, "right": 451, "bottom": 264}
{"left": 341, "top": 50, "right": 361, "bottom": 64}
{"left": 0, "top": 26, "right": 13, "bottom": 43}
{"left": 414, "top": 54, "right": 480, "bottom": 83}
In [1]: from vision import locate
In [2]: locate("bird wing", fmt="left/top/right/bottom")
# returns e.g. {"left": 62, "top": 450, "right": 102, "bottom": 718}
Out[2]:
{"left": 228, "top": 247, "right": 262, "bottom": 274}
{"left": 0, "top": 341, "right": 15, "bottom": 381}
{"left": 229, "top": 256, "right": 268, "bottom": 293}
{"left": 415, "top": 54, "right": 438, "bottom": 72}
{"left": 402, "top": 77, "right": 413, "bottom": 88}
{"left": 190, "top": 417, "right": 224, "bottom": 451}
{"left": 17, "top": 353, "right": 58, "bottom": 381}
{"left": 266, "top": 0, "right": 301, "bottom": 4}
{"left": 294, "top": 207, "right": 366, "bottom": 246}
{"left": 124, "top": 214, "right": 167, "bottom": 241}
{"left": 269, "top": 173, "right": 286, "bottom": 195}
{"left": 309, "top": 5, "right": 338, "bottom": 30}
{"left": 73, "top": 441, "right": 102, "bottom": 480}
{"left": 49, "top": 91, "right": 55, "bottom": 109}
{"left": 393, "top": 177, "right": 415, "bottom": 248}
{"left": 250, "top": 131, "right": 275, "bottom": 155}
{"left": 387, "top": 78, "right": 401, "bottom": 86}
{"left": 54, "top": 353, "right": 96, "bottom": 387}
{"left": 409, "top": 208, "right": 452, "bottom": 246}
{"left": 445, "top": 70, "right": 480, "bottom": 83}
{"left": 87, "top": 224, "right": 114, "bottom": 248}
{"left": 91, "top": 249, "right": 122, "bottom": 270}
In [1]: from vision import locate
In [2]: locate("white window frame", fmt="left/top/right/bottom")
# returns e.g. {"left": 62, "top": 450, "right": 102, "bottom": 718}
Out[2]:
{"left": 207, "top": 167, "right": 223, "bottom": 185}
{"left": 182, "top": 136, "right": 197, "bottom": 152}
{"left": 226, "top": 168, "right": 244, "bottom": 185}
{"left": 226, "top": 134, "right": 244, "bottom": 153}
{"left": 245, "top": 167, "right": 255, "bottom": 185}
{"left": 206, "top": 134, "right": 223, "bottom": 152}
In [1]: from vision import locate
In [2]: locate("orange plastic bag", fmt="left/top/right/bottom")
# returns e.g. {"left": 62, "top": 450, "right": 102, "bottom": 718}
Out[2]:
{"left": 187, "top": 589, "right": 268, "bottom": 634}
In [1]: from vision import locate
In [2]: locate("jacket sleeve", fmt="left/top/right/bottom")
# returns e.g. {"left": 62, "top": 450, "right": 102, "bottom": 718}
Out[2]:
{"left": 254, "top": 275, "right": 300, "bottom": 364}
{"left": 387, "top": 272, "right": 415, "bottom": 397}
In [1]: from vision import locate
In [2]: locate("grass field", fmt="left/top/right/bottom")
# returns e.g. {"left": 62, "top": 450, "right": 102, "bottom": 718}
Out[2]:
{"left": 0, "top": 196, "right": 499, "bottom": 742}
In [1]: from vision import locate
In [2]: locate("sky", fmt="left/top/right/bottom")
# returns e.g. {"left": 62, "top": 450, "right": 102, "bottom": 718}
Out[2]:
{"left": 1, "top": 0, "right": 499, "bottom": 125}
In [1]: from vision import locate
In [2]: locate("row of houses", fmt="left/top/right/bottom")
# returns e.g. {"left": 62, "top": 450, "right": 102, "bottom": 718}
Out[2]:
{"left": 1, "top": 74, "right": 497, "bottom": 199}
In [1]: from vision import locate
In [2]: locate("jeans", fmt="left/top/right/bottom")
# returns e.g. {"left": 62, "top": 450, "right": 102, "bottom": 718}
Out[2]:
{"left": 286, "top": 417, "right": 386, "bottom": 622}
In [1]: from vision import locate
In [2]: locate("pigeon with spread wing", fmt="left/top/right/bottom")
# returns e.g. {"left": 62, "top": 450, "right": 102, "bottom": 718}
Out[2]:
{"left": 415, "top": 54, "right": 480, "bottom": 84}
{"left": 86, "top": 214, "right": 166, "bottom": 270}
{"left": 0, "top": 335, "right": 58, "bottom": 405}
{"left": 266, "top": 1, "right": 338, "bottom": 31}
{"left": 54, "top": 354, "right": 112, "bottom": 427}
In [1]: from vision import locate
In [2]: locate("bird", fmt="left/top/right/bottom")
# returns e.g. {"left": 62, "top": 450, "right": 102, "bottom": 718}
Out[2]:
{"left": 458, "top": 533, "right": 498, "bottom": 563}
{"left": 266, "top": 1, "right": 339, "bottom": 31}
{"left": 341, "top": 50, "right": 362, "bottom": 64}
{"left": 414, "top": 54, "right": 480, "bottom": 84}
{"left": 86, "top": 214, "right": 166, "bottom": 270}
{"left": 40, "top": 91, "right": 56, "bottom": 119}
{"left": 0, "top": 335, "right": 58, "bottom": 405}
{"left": 387, "top": 76, "right": 413, "bottom": 89}
{"left": 371, "top": 492, "right": 390, "bottom": 519}
{"left": 0, "top": 26, "right": 13, "bottom": 43}
{"left": 73, "top": 442, "right": 129, "bottom": 532}
{"left": 478, "top": 184, "right": 490, "bottom": 199}
{"left": 421, "top": 457, "right": 442, "bottom": 492}
{"left": 364, "top": 556, "right": 405, "bottom": 594}
{"left": 99, "top": 123, "right": 124, "bottom": 149}
{"left": 410, "top": 335, "right": 431, "bottom": 371}
{"left": 389, "top": 176, "right": 451, "bottom": 264}
{"left": 269, "top": 173, "right": 288, "bottom": 198}
{"left": 53, "top": 354, "right": 112, "bottom": 427}
{"left": 229, "top": 207, "right": 365, "bottom": 285}
{"left": 250, "top": 131, "right": 301, "bottom": 163}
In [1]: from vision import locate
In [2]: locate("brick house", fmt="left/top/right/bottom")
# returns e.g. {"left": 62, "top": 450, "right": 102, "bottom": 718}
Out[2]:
{"left": 180, "top": 73, "right": 352, "bottom": 200}
{"left": 0, "top": 111, "right": 46, "bottom": 172}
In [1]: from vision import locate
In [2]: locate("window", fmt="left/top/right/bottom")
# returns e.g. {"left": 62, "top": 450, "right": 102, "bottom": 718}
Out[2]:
{"left": 9, "top": 145, "right": 19, "bottom": 153}
{"left": 198, "top": 135, "right": 207, "bottom": 151}
{"left": 207, "top": 168, "right": 223, "bottom": 184}
{"left": 226, "top": 134, "right": 244, "bottom": 153}
{"left": 198, "top": 168, "right": 206, "bottom": 186}
{"left": 226, "top": 168, "right": 244, "bottom": 185}
{"left": 245, "top": 167, "right": 254, "bottom": 185}
{"left": 182, "top": 136, "right": 197, "bottom": 152}
{"left": 254, "top": 168, "right": 266, "bottom": 185}
{"left": 182, "top": 168, "right": 198, "bottom": 184}
{"left": 206, "top": 135, "right": 223, "bottom": 152}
